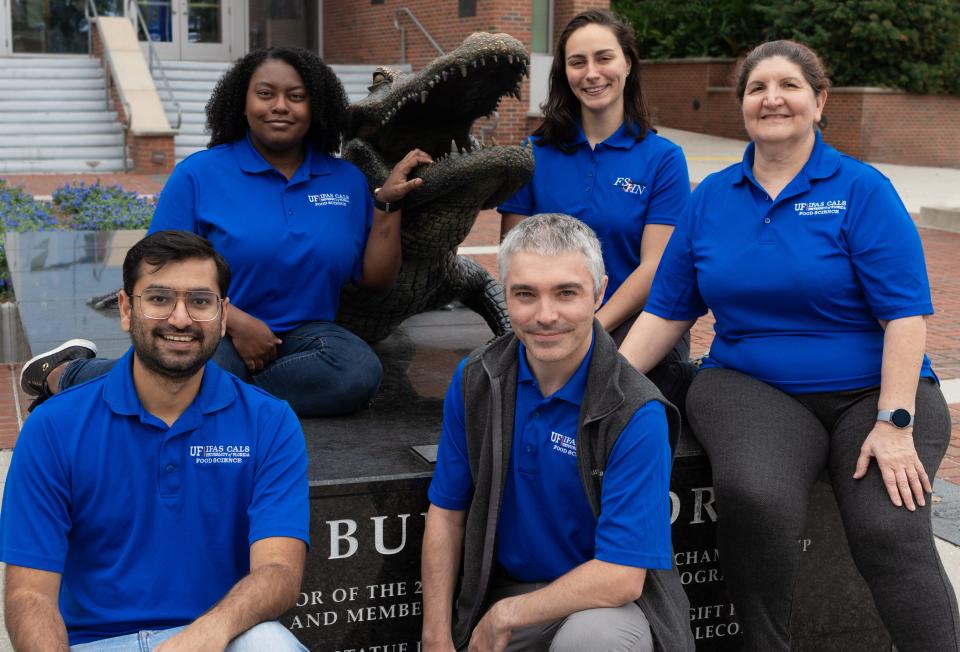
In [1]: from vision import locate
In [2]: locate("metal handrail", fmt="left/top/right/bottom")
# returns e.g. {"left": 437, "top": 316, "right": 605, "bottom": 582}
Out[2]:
{"left": 84, "top": 0, "right": 131, "bottom": 171}
{"left": 394, "top": 8, "right": 444, "bottom": 64}
{"left": 125, "top": 0, "right": 182, "bottom": 130}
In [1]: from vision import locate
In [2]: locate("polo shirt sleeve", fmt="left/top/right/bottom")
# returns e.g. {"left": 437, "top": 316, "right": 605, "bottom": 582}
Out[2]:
{"left": 352, "top": 181, "right": 376, "bottom": 283}
{"left": 844, "top": 178, "right": 933, "bottom": 320}
{"left": 496, "top": 137, "right": 535, "bottom": 216}
{"left": 149, "top": 165, "right": 202, "bottom": 236}
{"left": 427, "top": 358, "right": 473, "bottom": 510}
{"left": 644, "top": 145, "right": 691, "bottom": 227}
{"left": 644, "top": 199, "right": 709, "bottom": 320}
{"left": 0, "top": 414, "right": 71, "bottom": 573}
{"left": 248, "top": 404, "right": 310, "bottom": 548}
{"left": 594, "top": 400, "right": 672, "bottom": 570}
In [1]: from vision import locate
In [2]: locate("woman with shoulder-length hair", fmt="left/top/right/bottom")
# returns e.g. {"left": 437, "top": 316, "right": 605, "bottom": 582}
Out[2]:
{"left": 620, "top": 39, "right": 960, "bottom": 650}
{"left": 31, "top": 47, "right": 431, "bottom": 417}
{"left": 498, "top": 8, "right": 693, "bottom": 404}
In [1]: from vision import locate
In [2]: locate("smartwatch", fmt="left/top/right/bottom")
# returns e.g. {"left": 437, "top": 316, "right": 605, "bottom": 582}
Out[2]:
{"left": 877, "top": 408, "right": 914, "bottom": 429}
{"left": 373, "top": 187, "right": 399, "bottom": 213}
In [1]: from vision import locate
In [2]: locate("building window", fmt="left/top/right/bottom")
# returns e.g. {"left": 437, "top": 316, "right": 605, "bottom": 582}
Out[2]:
{"left": 459, "top": 0, "right": 476, "bottom": 18}
{"left": 372, "top": 0, "right": 384, "bottom": 4}
{"left": 531, "top": 0, "right": 552, "bottom": 53}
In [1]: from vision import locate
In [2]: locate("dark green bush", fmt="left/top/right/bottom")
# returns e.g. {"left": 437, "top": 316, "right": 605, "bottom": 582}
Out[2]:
{"left": 613, "top": 0, "right": 960, "bottom": 95}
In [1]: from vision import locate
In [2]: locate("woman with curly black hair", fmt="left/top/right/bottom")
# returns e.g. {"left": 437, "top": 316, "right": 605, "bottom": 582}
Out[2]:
{"left": 142, "top": 47, "right": 430, "bottom": 416}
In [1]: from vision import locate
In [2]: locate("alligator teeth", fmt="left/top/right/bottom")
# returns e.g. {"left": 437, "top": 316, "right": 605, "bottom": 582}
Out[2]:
{"left": 492, "top": 55, "right": 498, "bottom": 63}
{"left": 441, "top": 70, "right": 448, "bottom": 81}
{"left": 459, "top": 64, "right": 468, "bottom": 77}
{"left": 428, "top": 79, "right": 436, "bottom": 88}
{"left": 507, "top": 55, "right": 513, "bottom": 64}
{"left": 421, "top": 90, "right": 428, "bottom": 104}
{"left": 450, "top": 139, "right": 459, "bottom": 154}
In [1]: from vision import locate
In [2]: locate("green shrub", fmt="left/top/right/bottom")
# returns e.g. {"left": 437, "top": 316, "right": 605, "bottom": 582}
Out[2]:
{"left": 613, "top": 0, "right": 960, "bottom": 95}
{"left": 0, "top": 181, "right": 57, "bottom": 298}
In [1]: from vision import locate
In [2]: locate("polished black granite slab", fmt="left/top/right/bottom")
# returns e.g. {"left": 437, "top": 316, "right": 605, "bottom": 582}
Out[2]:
{"left": 4, "top": 230, "right": 144, "bottom": 358}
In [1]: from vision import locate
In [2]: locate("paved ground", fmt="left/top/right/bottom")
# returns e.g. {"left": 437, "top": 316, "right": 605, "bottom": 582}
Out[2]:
{"left": 0, "top": 127, "right": 959, "bottom": 648}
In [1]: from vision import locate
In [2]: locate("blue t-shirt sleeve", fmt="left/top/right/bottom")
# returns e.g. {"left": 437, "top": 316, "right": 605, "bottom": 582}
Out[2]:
{"left": 427, "top": 358, "right": 474, "bottom": 510}
{"left": 149, "top": 164, "right": 202, "bottom": 236}
{"left": 0, "top": 415, "right": 71, "bottom": 573}
{"left": 594, "top": 400, "right": 673, "bottom": 570}
{"left": 844, "top": 178, "right": 933, "bottom": 320}
{"left": 497, "top": 137, "right": 535, "bottom": 216}
{"left": 248, "top": 404, "right": 310, "bottom": 548}
{"left": 645, "top": 198, "right": 709, "bottom": 320}
{"left": 644, "top": 145, "right": 691, "bottom": 227}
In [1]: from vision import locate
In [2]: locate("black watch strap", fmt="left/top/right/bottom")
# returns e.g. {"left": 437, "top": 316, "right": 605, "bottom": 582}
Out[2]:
{"left": 373, "top": 187, "right": 399, "bottom": 213}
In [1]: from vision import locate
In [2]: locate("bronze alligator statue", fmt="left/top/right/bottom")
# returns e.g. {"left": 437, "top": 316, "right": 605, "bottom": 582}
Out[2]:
{"left": 336, "top": 32, "right": 534, "bottom": 342}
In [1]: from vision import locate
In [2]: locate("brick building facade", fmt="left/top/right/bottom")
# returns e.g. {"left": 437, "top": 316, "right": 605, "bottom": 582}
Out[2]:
{"left": 322, "top": 0, "right": 608, "bottom": 146}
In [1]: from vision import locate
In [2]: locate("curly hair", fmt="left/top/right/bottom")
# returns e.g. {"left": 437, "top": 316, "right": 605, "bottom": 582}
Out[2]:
{"left": 533, "top": 9, "right": 650, "bottom": 149}
{"left": 205, "top": 47, "right": 349, "bottom": 154}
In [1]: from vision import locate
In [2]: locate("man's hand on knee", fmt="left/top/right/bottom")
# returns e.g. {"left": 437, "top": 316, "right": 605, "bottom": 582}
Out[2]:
{"left": 469, "top": 598, "right": 516, "bottom": 652}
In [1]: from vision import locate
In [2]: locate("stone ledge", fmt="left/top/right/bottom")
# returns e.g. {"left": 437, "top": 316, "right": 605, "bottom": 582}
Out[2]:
{"left": 918, "top": 206, "right": 960, "bottom": 233}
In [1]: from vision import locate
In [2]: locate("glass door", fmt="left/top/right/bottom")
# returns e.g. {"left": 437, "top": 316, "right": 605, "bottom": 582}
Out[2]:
{"left": 135, "top": 0, "right": 229, "bottom": 60}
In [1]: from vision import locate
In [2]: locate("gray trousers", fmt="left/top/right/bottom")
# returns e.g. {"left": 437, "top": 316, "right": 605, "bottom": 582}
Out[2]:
{"left": 687, "top": 368, "right": 960, "bottom": 651}
{"left": 477, "top": 575, "right": 653, "bottom": 652}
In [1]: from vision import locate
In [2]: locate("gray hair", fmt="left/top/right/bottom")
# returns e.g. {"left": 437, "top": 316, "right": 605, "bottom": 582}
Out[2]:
{"left": 499, "top": 213, "right": 606, "bottom": 299}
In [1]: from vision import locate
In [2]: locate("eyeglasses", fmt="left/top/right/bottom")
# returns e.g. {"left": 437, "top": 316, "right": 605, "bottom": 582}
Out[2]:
{"left": 134, "top": 289, "right": 222, "bottom": 322}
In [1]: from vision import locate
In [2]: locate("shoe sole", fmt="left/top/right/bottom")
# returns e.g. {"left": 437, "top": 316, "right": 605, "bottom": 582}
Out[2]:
{"left": 20, "top": 338, "right": 97, "bottom": 396}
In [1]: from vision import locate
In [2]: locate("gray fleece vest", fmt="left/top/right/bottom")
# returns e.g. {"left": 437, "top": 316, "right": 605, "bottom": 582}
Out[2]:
{"left": 451, "top": 320, "right": 695, "bottom": 651}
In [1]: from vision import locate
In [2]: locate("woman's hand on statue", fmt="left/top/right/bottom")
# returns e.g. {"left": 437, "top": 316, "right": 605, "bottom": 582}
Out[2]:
{"left": 229, "top": 312, "right": 282, "bottom": 373}
{"left": 853, "top": 421, "right": 931, "bottom": 511}
{"left": 376, "top": 148, "right": 434, "bottom": 204}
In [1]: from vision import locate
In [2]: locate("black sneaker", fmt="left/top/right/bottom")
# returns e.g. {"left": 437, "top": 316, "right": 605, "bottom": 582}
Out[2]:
{"left": 20, "top": 339, "right": 97, "bottom": 397}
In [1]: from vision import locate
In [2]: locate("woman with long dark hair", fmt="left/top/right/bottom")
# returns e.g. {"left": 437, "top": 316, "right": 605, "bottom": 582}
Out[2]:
{"left": 499, "top": 9, "right": 692, "bottom": 401}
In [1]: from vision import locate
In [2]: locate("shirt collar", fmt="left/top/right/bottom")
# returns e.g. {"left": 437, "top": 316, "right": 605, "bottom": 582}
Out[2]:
{"left": 734, "top": 130, "right": 841, "bottom": 187}
{"left": 103, "top": 346, "right": 237, "bottom": 419}
{"left": 517, "top": 335, "right": 595, "bottom": 405}
{"left": 570, "top": 121, "right": 637, "bottom": 150}
{"left": 234, "top": 131, "right": 331, "bottom": 177}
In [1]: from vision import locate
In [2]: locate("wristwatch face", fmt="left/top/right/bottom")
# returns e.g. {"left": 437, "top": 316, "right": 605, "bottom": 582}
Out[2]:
{"left": 891, "top": 408, "right": 912, "bottom": 428}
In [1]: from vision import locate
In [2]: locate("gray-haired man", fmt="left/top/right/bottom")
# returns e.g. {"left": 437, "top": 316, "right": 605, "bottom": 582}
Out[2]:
{"left": 420, "top": 214, "right": 693, "bottom": 651}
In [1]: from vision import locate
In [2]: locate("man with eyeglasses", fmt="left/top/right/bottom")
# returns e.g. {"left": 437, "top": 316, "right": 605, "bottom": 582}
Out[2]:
{"left": 1, "top": 230, "right": 310, "bottom": 651}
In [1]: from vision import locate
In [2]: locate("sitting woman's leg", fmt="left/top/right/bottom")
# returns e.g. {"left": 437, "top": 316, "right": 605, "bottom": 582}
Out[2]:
{"left": 236, "top": 321, "right": 383, "bottom": 417}
{"left": 686, "top": 368, "right": 830, "bottom": 651}
{"left": 826, "top": 380, "right": 960, "bottom": 652}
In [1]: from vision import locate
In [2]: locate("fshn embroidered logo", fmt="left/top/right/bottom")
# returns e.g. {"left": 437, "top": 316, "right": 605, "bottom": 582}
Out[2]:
{"left": 189, "top": 444, "right": 251, "bottom": 465}
{"left": 308, "top": 193, "right": 351, "bottom": 207}
{"left": 613, "top": 177, "right": 647, "bottom": 195}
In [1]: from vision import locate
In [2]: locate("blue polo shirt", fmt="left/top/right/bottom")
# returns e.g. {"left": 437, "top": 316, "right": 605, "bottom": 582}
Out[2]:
{"left": 646, "top": 132, "right": 936, "bottom": 393}
{"left": 429, "top": 340, "right": 673, "bottom": 582}
{"left": 498, "top": 123, "right": 691, "bottom": 303}
{"left": 150, "top": 133, "right": 374, "bottom": 333}
{"left": 0, "top": 348, "right": 309, "bottom": 645}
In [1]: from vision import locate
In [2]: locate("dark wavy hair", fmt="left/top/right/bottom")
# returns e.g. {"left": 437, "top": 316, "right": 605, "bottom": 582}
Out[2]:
{"left": 533, "top": 9, "right": 650, "bottom": 148}
{"left": 205, "top": 47, "right": 349, "bottom": 154}
{"left": 735, "top": 40, "right": 832, "bottom": 102}
{"left": 123, "top": 230, "right": 231, "bottom": 299}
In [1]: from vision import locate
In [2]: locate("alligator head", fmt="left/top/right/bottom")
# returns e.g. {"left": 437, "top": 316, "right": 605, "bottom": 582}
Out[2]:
{"left": 344, "top": 31, "right": 534, "bottom": 214}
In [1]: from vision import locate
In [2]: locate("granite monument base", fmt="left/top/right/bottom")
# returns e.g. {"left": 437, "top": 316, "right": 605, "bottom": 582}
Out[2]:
{"left": 4, "top": 230, "right": 896, "bottom": 651}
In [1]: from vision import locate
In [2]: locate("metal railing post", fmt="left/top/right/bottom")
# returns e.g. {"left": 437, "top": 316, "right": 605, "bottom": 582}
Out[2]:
{"left": 394, "top": 8, "right": 445, "bottom": 64}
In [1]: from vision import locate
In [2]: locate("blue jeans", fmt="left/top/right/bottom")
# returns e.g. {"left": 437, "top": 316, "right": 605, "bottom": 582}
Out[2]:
{"left": 70, "top": 622, "right": 307, "bottom": 651}
{"left": 61, "top": 321, "right": 383, "bottom": 417}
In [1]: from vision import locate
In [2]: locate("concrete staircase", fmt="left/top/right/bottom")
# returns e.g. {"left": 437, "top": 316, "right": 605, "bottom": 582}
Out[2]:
{"left": 155, "top": 61, "right": 407, "bottom": 163}
{"left": 0, "top": 57, "right": 128, "bottom": 173}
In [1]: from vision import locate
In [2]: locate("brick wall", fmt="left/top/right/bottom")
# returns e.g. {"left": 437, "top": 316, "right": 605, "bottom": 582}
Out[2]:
{"left": 639, "top": 58, "right": 960, "bottom": 168}
{"left": 323, "top": 1, "right": 610, "bottom": 147}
